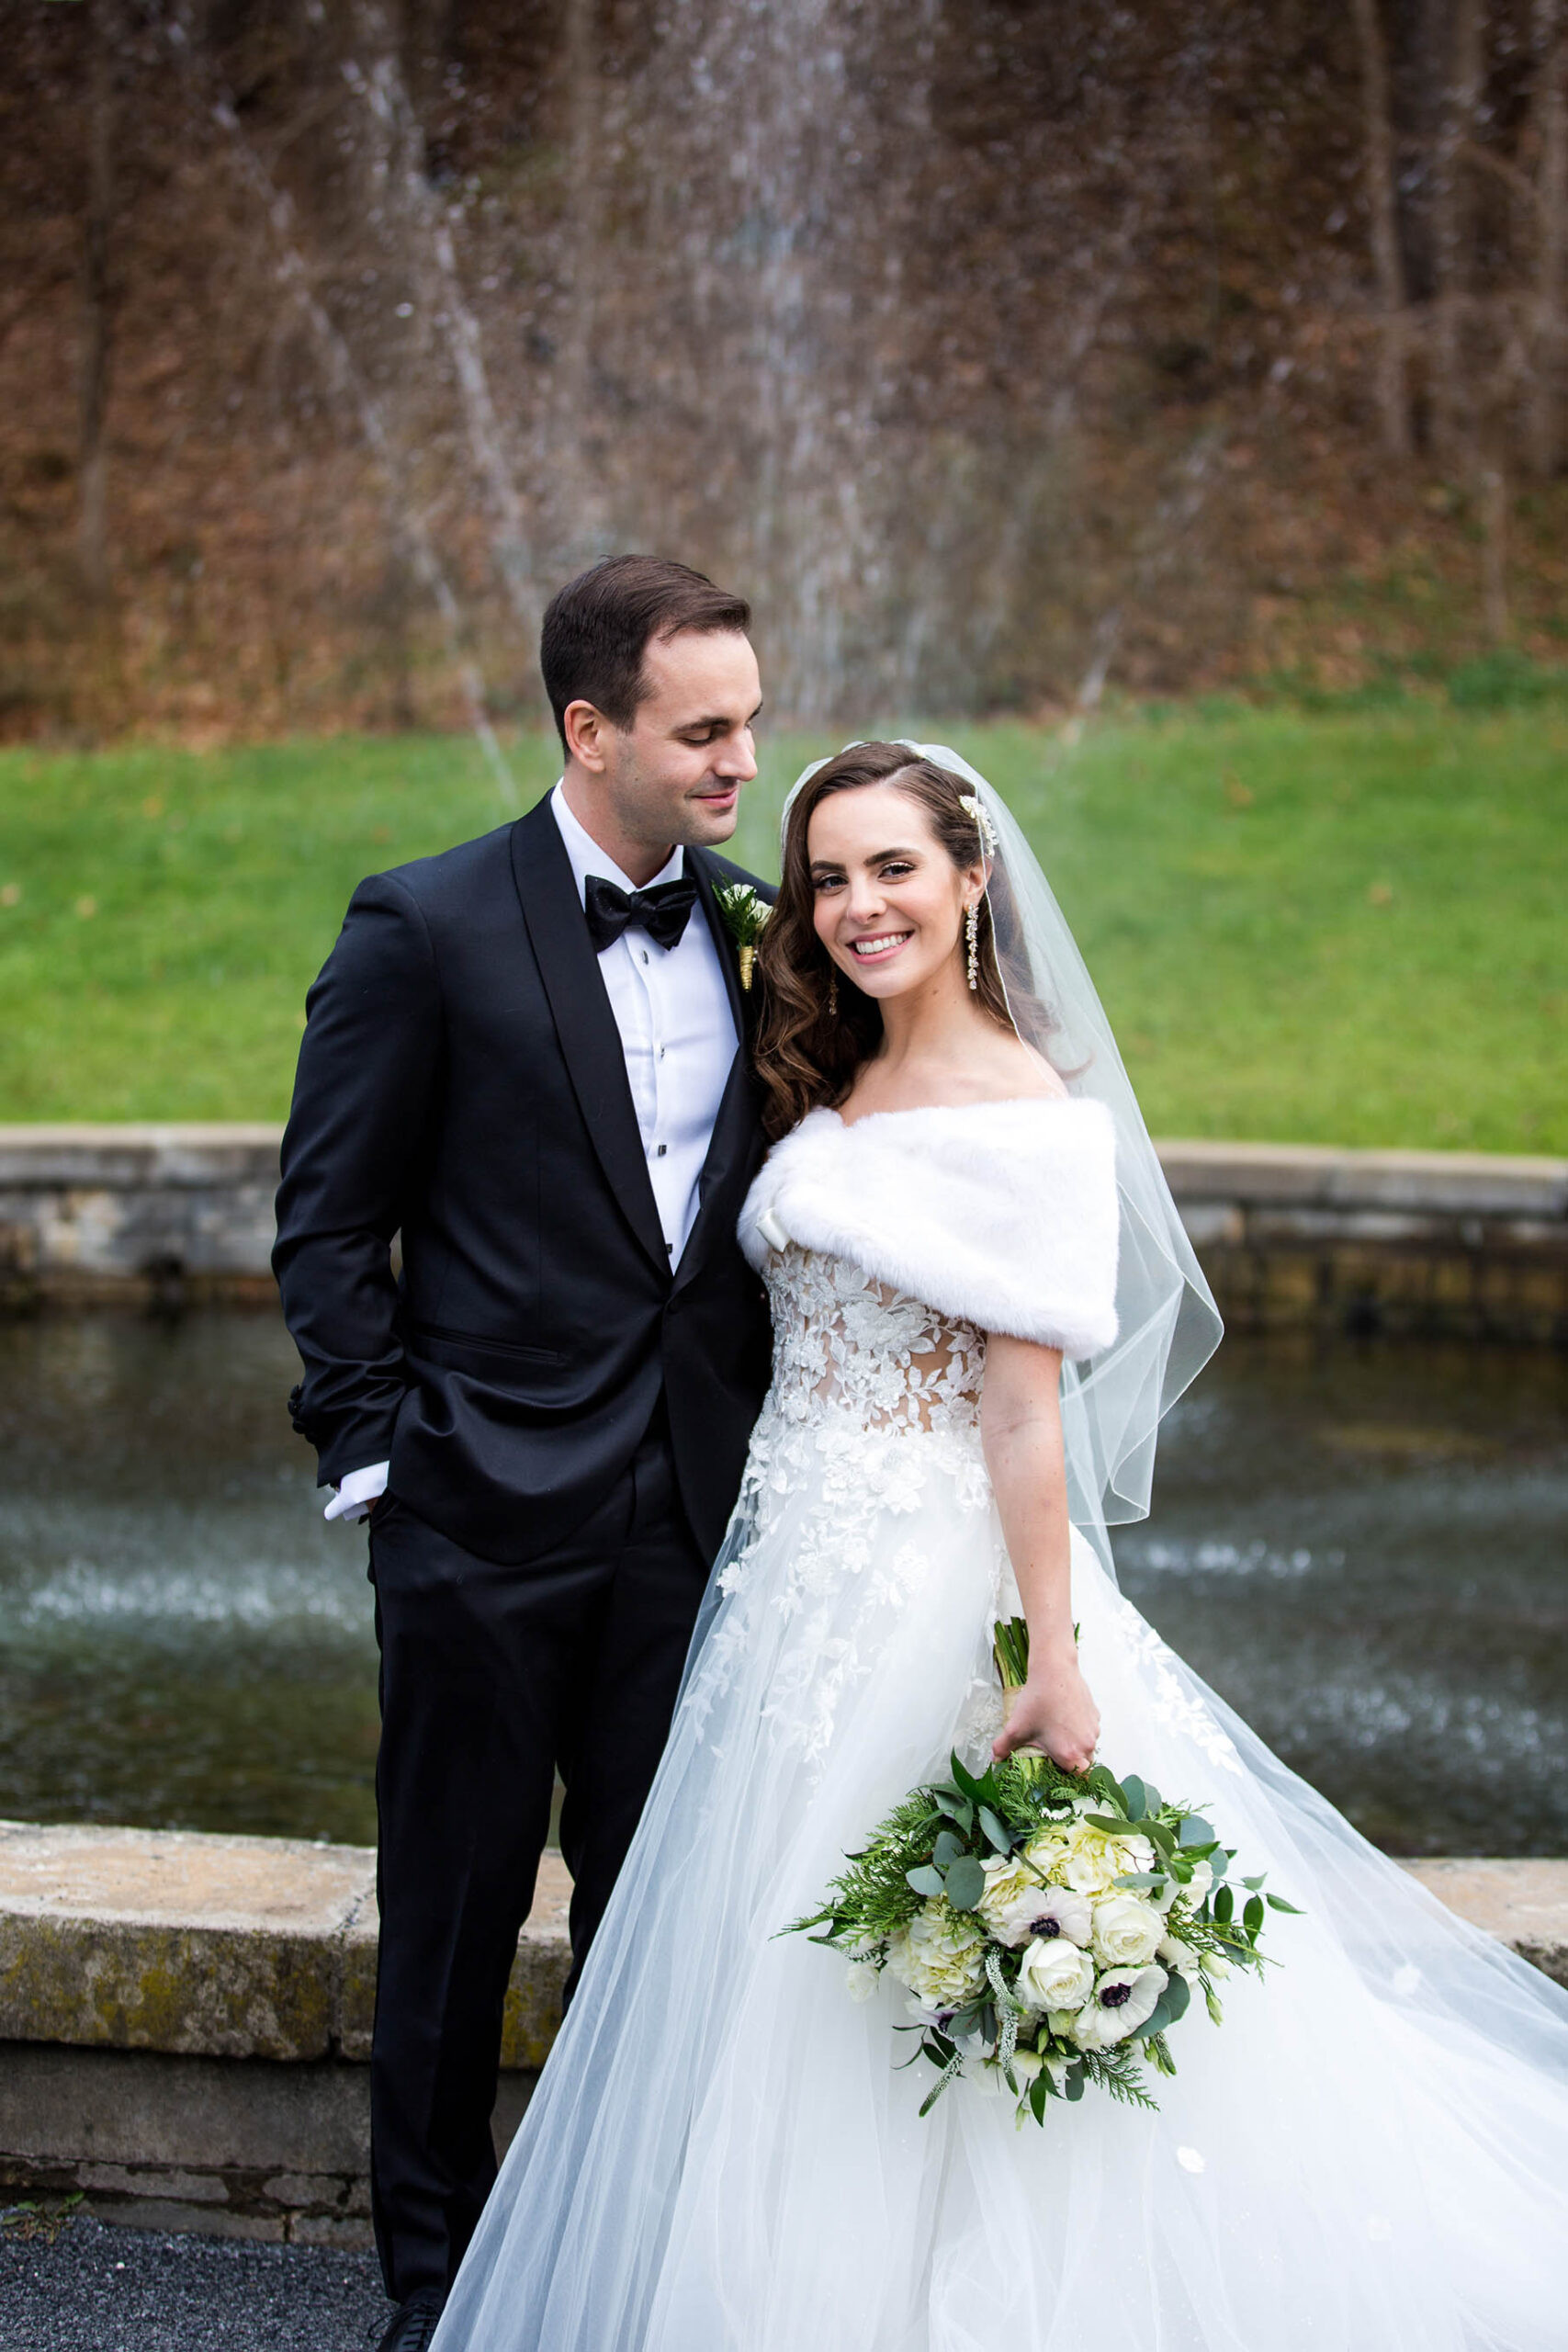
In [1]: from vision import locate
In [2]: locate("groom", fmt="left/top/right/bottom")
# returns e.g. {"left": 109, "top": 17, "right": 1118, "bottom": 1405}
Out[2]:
{"left": 273, "top": 555, "right": 775, "bottom": 2348}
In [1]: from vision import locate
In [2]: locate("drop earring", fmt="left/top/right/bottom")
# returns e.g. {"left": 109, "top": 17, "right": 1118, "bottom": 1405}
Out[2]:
{"left": 828, "top": 967, "right": 839, "bottom": 1016}
{"left": 964, "top": 902, "right": 979, "bottom": 990}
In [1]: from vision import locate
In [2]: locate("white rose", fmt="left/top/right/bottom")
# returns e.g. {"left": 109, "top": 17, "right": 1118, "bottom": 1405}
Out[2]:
{"left": 1156, "top": 1934, "right": 1200, "bottom": 1979}
{"left": 1016, "top": 1936, "right": 1096, "bottom": 2014}
{"left": 885, "top": 1903, "right": 988, "bottom": 2009}
{"left": 1071, "top": 1963, "right": 1168, "bottom": 2051}
{"left": 1089, "top": 1894, "right": 1166, "bottom": 1969}
{"left": 1021, "top": 1828, "right": 1071, "bottom": 1876}
{"left": 844, "top": 1961, "right": 881, "bottom": 2003}
{"left": 985, "top": 1879, "right": 1093, "bottom": 1952}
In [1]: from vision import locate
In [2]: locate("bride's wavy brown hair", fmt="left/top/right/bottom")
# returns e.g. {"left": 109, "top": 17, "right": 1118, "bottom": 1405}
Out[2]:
{"left": 754, "top": 741, "right": 1055, "bottom": 1140}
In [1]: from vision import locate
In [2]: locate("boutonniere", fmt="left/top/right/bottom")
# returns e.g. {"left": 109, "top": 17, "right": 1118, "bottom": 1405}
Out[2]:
{"left": 713, "top": 882, "right": 771, "bottom": 990}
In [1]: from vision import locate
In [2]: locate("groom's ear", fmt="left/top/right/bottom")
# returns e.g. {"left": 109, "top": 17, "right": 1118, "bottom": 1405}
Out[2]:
{"left": 563, "top": 698, "right": 612, "bottom": 774}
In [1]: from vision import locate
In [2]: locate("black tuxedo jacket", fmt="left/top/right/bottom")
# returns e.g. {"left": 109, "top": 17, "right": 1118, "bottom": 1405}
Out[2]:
{"left": 273, "top": 794, "right": 777, "bottom": 1566}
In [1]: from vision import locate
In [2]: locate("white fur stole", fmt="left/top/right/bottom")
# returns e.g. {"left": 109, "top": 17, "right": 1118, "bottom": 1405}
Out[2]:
{"left": 739, "top": 1097, "right": 1120, "bottom": 1360}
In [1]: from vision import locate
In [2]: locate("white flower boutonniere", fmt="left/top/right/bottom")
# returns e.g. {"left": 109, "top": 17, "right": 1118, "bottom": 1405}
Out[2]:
{"left": 714, "top": 882, "right": 771, "bottom": 989}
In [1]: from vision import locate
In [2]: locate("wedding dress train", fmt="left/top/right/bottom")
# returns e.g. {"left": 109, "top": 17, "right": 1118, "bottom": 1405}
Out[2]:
{"left": 434, "top": 1103, "right": 1568, "bottom": 2352}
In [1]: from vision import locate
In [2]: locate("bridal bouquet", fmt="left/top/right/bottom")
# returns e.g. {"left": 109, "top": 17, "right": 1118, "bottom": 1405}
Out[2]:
{"left": 788, "top": 1620, "right": 1295, "bottom": 2127}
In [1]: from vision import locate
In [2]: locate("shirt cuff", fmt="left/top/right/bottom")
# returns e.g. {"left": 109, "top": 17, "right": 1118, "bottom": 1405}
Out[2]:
{"left": 324, "top": 1462, "right": 390, "bottom": 1523}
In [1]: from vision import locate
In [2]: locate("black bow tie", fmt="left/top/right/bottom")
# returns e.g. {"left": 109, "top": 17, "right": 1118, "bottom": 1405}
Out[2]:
{"left": 583, "top": 873, "right": 699, "bottom": 955}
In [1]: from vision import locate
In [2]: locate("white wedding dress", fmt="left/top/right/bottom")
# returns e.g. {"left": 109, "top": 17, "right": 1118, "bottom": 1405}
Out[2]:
{"left": 434, "top": 1102, "right": 1568, "bottom": 2352}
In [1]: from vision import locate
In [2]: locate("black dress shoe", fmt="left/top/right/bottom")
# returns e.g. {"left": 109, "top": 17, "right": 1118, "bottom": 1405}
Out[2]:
{"left": 376, "top": 2291, "right": 446, "bottom": 2352}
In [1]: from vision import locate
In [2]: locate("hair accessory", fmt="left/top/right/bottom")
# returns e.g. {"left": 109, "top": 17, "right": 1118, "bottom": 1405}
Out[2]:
{"left": 958, "top": 792, "right": 998, "bottom": 854}
{"left": 964, "top": 902, "right": 979, "bottom": 989}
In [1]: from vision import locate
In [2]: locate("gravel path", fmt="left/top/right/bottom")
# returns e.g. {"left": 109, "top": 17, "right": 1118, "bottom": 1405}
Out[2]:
{"left": 0, "top": 2214, "right": 392, "bottom": 2351}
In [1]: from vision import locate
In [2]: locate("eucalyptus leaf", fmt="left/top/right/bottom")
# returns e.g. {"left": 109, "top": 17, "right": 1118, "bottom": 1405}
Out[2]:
{"left": 1242, "top": 1872, "right": 1268, "bottom": 1891}
{"left": 978, "top": 1805, "right": 1014, "bottom": 1855}
{"left": 932, "top": 1829, "right": 966, "bottom": 1868}
{"left": 906, "top": 1865, "right": 946, "bottom": 1898}
{"left": 1178, "top": 1814, "right": 1213, "bottom": 1847}
{"left": 1121, "top": 1773, "right": 1147, "bottom": 1818}
{"left": 1162, "top": 1973, "right": 1191, "bottom": 2022}
{"left": 1065, "top": 2065, "right": 1086, "bottom": 2102}
{"left": 944, "top": 1855, "right": 987, "bottom": 1913}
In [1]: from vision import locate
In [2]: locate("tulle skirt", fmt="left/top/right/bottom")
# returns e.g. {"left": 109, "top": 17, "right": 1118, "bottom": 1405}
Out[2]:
{"left": 433, "top": 1414, "right": 1568, "bottom": 2351}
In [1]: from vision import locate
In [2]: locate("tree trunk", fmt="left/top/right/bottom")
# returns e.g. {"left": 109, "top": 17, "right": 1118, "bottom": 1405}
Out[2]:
{"left": 78, "top": 0, "right": 118, "bottom": 602}
{"left": 1479, "top": 458, "right": 1509, "bottom": 639}
{"left": 1431, "top": 0, "right": 1487, "bottom": 459}
{"left": 1529, "top": 1, "right": 1566, "bottom": 475}
{"left": 1352, "top": 0, "right": 1413, "bottom": 457}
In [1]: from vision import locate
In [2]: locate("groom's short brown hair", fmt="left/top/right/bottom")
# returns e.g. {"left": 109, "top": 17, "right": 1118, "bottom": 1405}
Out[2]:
{"left": 540, "top": 555, "right": 752, "bottom": 749}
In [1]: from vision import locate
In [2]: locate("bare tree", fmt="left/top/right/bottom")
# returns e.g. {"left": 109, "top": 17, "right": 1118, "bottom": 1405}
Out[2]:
{"left": 1352, "top": 0, "right": 1413, "bottom": 457}
{"left": 78, "top": 0, "right": 121, "bottom": 601}
{"left": 1529, "top": 0, "right": 1566, "bottom": 475}
{"left": 1431, "top": 0, "right": 1487, "bottom": 458}
{"left": 1478, "top": 458, "right": 1509, "bottom": 638}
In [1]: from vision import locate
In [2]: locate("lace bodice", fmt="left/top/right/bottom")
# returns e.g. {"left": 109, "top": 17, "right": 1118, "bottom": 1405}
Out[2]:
{"left": 698, "top": 1245, "right": 1003, "bottom": 1770}
{"left": 761, "top": 1244, "right": 987, "bottom": 1439}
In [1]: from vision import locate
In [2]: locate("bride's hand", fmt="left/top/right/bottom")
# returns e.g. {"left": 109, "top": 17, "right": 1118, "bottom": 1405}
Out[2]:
{"left": 991, "top": 1650, "right": 1100, "bottom": 1776}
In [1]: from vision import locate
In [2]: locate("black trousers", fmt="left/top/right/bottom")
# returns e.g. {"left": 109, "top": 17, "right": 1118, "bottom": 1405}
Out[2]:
{"left": 366, "top": 1409, "right": 710, "bottom": 2303}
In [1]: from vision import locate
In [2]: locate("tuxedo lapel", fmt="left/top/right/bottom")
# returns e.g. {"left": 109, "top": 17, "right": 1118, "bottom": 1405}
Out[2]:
{"left": 673, "top": 846, "right": 764, "bottom": 1302}
{"left": 511, "top": 797, "right": 671, "bottom": 1279}
{"left": 687, "top": 846, "right": 747, "bottom": 1044}
{"left": 670, "top": 1048, "right": 761, "bottom": 1303}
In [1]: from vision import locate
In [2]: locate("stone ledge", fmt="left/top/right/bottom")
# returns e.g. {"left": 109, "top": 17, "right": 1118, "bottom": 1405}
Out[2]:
{"left": 0, "top": 1125, "right": 286, "bottom": 1188}
{"left": 0, "top": 1821, "right": 571, "bottom": 2071}
{"left": 1156, "top": 1139, "right": 1568, "bottom": 1220}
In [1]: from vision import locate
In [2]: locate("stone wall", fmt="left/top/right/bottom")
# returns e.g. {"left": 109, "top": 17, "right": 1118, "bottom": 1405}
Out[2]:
{"left": 0, "top": 1126, "right": 1564, "bottom": 1339}
{"left": 1, "top": 1820, "right": 1565, "bottom": 2247}
{"left": 1166, "top": 1140, "right": 1568, "bottom": 1343}
{"left": 0, "top": 1823, "right": 566, "bottom": 2246}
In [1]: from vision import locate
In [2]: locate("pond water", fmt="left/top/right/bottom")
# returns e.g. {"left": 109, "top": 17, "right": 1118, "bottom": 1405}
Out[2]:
{"left": 0, "top": 1313, "right": 1562, "bottom": 1856}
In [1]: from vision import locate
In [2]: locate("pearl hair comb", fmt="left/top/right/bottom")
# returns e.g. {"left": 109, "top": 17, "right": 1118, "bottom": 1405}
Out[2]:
{"left": 957, "top": 792, "right": 998, "bottom": 854}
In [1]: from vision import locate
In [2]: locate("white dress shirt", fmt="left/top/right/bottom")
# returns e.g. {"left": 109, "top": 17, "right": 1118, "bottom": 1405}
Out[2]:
{"left": 323, "top": 784, "right": 739, "bottom": 1521}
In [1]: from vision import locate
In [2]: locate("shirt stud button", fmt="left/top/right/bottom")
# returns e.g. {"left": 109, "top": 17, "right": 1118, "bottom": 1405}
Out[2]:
{"left": 656, "top": 1143, "right": 668, "bottom": 1157}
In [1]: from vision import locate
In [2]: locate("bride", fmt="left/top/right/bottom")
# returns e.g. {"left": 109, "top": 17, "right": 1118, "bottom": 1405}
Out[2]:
{"left": 434, "top": 741, "right": 1568, "bottom": 2350}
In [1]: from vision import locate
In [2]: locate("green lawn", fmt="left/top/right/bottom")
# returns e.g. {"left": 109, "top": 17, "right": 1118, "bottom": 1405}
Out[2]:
{"left": 0, "top": 710, "right": 1561, "bottom": 1150}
